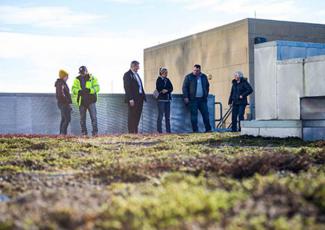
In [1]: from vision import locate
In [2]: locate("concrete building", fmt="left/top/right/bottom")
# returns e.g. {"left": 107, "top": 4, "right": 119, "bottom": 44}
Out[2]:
{"left": 143, "top": 18, "right": 325, "bottom": 124}
{"left": 242, "top": 40, "right": 325, "bottom": 141}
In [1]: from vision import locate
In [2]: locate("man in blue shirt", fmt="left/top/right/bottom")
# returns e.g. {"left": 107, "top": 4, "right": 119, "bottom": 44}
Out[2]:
{"left": 182, "top": 64, "right": 211, "bottom": 133}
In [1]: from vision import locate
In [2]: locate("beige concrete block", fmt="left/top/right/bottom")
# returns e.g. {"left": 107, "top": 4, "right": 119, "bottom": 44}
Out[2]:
{"left": 241, "top": 127, "right": 260, "bottom": 136}
{"left": 276, "top": 60, "right": 304, "bottom": 119}
{"left": 305, "top": 56, "right": 325, "bottom": 96}
{"left": 259, "top": 128, "right": 302, "bottom": 138}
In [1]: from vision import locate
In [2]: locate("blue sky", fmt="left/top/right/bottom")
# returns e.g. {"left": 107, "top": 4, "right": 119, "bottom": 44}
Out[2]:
{"left": 0, "top": 0, "right": 324, "bottom": 93}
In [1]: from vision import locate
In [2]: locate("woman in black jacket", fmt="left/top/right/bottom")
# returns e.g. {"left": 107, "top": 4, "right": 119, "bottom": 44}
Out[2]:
{"left": 55, "top": 69, "right": 72, "bottom": 135}
{"left": 156, "top": 67, "right": 173, "bottom": 133}
{"left": 228, "top": 71, "right": 253, "bottom": 132}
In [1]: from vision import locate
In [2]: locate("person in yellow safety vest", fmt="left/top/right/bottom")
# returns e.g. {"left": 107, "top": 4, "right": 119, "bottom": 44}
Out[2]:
{"left": 72, "top": 66, "right": 100, "bottom": 136}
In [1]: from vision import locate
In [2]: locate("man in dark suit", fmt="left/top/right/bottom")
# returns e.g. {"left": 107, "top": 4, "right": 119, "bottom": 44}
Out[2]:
{"left": 123, "top": 60, "right": 146, "bottom": 133}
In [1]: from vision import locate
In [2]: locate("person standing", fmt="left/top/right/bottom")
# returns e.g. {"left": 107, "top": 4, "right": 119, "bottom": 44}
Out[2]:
{"left": 182, "top": 64, "right": 211, "bottom": 133}
{"left": 72, "top": 66, "right": 100, "bottom": 136}
{"left": 55, "top": 69, "right": 72, "bottom": 135}
{"left": 156, "top": 67, "right": 173, "bottom": 133}
{"left": 123, "top": 60, "right": 146, "bottom": 134}
{"left": 228, "top": 71, "right": 253, "bottom": 132}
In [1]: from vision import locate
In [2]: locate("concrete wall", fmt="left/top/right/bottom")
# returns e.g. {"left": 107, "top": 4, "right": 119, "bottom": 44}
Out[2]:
{"left": 144, "top": 18, "right": 325, "bottom": 123}
{"left": 0, "top": 94, "right": 215, "bottom": 135}
{"left": 254, "top": 43, "right": 277, "bottom": 119}
{"left": 305, "top": 55, "right": 325, "bottom": 97}
{"left": 247, "top": 18, "right": 325, "bottom": 92}
{"left": 277, "top": 59, "right": 304, "bottom": 119}
{"left": 247, "top": 19, "right": 325, "bottom": 115}
{"left": 255, "top": 41, "right": 325, "bottom": 120}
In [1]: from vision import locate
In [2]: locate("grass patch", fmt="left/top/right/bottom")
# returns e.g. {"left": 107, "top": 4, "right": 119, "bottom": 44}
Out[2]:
{"left": 0, "top": 133, "right": 324, "bottom": 229}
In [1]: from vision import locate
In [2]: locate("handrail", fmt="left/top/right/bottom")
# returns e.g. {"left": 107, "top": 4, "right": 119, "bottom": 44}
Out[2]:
{"left": 216, "top": 105, "right": 233, "bottom": 129}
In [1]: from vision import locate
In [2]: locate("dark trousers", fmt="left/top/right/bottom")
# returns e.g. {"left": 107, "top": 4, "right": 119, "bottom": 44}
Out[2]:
{"left": 128, "top": 97, "right": 144, "bottom": 134}
{"left": 58, "top": 103, "right": 71, "bottom": 135}
{"left": 157, "top": 101, "right": 171, "bottom": 133}
{"left": 231, "top": 104, "right": 246, "bottom": 132}
{"left": 189, "top": 97, "right": 211, "bottom": 132}
{"left": 79, "top": 103, "right": 98, "bottom": 136}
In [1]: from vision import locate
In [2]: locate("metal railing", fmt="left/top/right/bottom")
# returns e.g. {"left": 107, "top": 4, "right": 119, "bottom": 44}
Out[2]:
{"left": 215, "top": 102, "right": 233, "bottom": 129}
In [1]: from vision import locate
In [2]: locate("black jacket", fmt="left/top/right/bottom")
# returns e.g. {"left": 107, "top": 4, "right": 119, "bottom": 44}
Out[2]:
{"left": 228, "top": 78, "right": 253, "bottom": 105}
{"left": 123, "top": 70, "right": 146, "bottom": 103}
{"left": 182, "top": 73, "right": 209, "bottom": 100}
{"left": 55, "top": 79, "right": 72, "bottom": 105}
{"left": 156, "top": 76, "right": 173, "bottom": 101}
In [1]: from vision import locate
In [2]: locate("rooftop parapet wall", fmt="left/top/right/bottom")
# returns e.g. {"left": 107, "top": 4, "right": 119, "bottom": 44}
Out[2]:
{"left": 0, "top": 94, "right": 215, "bottom": 135}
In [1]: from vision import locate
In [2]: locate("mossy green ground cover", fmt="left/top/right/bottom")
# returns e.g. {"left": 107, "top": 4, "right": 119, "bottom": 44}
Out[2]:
{"left": 0, "top": 133, "right": 324, "bottom": 229}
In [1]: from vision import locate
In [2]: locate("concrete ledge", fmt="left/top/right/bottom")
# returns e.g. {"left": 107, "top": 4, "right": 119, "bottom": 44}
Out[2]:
{"left": 241, "top": 127, "right": 302, "bottom": 138}
{"left": 241, "top": 120, "right": 302, "bottom": 128}
{"left": 241, "top": 120, "right": 302, "bottom": 138}
{"left": 241, "top": 127, "right": 260, "bottom": 136}
{"left": 260, "top": 128, "right": 301, "bottom": 138}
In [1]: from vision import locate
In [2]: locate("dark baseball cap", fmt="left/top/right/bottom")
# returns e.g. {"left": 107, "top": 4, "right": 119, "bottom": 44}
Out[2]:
{"left": 79, "top": 66, "right": 88, "bottom": 74}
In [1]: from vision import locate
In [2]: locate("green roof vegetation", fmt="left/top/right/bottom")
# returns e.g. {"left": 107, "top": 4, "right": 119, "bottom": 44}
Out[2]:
{"left": 0, "top": 133, "right": 324, "bottom": 229}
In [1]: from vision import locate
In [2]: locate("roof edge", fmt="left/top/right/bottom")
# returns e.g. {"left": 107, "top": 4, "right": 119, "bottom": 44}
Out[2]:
{"left": 144, "top": 18, "right": 249, "bottom": 52}
{"left": 145, "top": 18, "right": 325, "bottom": 52}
